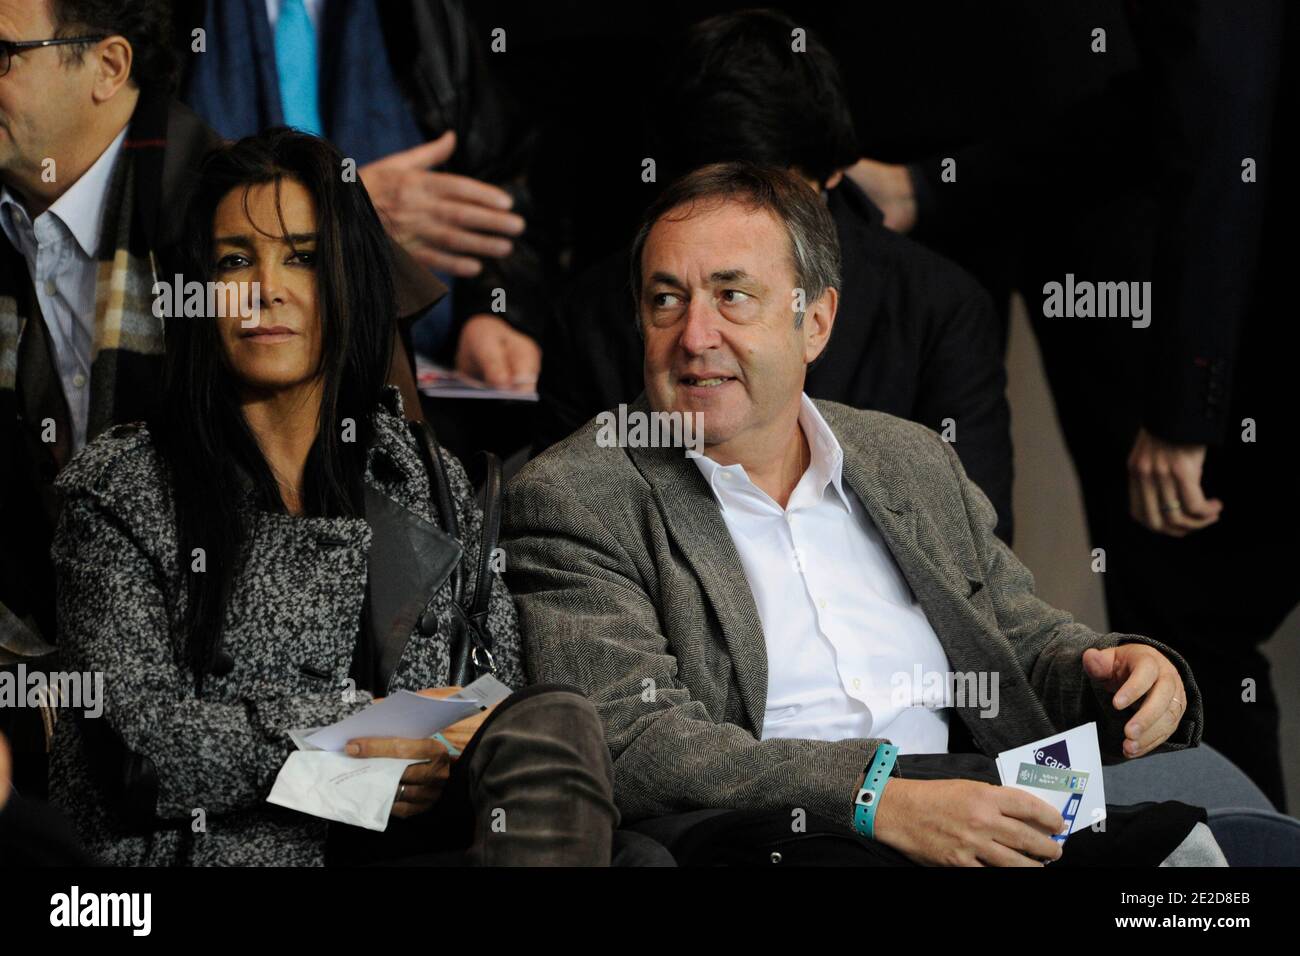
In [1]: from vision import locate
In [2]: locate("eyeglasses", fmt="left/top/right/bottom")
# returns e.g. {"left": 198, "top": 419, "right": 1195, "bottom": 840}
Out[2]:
{"left": 0, "top": 36, "right": 109, "bottom": 78}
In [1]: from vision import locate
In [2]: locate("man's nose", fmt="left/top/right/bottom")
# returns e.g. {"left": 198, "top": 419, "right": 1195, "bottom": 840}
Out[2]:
{"left": 678, "top": 295, "right": 720, "bottom": 353}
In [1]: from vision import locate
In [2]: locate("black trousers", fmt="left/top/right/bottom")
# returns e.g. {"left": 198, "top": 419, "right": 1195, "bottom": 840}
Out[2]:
{"left": 630, "top": 803, "right": 1208, "bottom": 867}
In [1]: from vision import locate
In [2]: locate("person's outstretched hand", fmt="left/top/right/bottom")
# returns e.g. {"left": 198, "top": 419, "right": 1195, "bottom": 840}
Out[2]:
{"left": 360, "top": 131, "right": 526, "bottom": 278}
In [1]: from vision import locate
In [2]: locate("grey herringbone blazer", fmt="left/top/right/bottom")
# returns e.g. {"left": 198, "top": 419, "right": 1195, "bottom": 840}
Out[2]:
{"left": 503, "top": 396, "right": 1203, "bottom": 829}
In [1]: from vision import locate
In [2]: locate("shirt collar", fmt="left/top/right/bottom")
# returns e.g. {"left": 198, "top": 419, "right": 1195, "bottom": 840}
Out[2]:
{"left": 692, "top": 393, "right": 852, "bottom": 513}
{"left": 797, "top": 392, "right": 852, "bottom": 511}
{"left": 0, "top": 125, "right": 128, "bottom": 258}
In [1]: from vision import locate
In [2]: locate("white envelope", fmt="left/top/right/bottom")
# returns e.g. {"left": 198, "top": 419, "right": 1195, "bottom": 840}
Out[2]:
{"left": 267, "top": 752, "right": 422, "bottom": 831}
{"left": 270, "top": 674, "right": 515, "bottom": 831}
{"left": 996, "top": 721, "right": 1107, "bottom": 838}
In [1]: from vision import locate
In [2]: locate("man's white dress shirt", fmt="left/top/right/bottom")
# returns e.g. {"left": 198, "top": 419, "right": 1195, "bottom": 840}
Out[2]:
{"left": 693, "top": 394, "right": 953, "bottom": 754}
{"left": 0, "top": 127, "right": 128, "bottom": 452}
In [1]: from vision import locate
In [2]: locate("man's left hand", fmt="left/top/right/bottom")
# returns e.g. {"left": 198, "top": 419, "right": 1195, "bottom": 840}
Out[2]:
{"left": 455, "top": 314, "right": 541, "bottom": 390}
{"left": 1082, "top": 645, "right": 1187, "bottom": 758}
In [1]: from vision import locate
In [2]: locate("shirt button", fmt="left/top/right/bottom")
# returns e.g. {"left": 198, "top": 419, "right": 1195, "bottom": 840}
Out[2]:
{"left": 852, "top": 677, "right": 862, "bottom": 690}
{"left": 818, "top": 598, "right": 827, "bottom": 610}
{"left": 721, "top": 472, "right": 732, "bottom": 480}
{"left": 72, "top": 373, "right": 86, "bottom": 388}
{"left": 44, "top": 280, "right": 57, "bottom": 296}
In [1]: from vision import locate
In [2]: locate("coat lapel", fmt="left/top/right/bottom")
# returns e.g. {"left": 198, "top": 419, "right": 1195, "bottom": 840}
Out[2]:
{"left": 625, "top": 401, "right": 770, "bottom": 735}
{"left": 830, "top": 404, "right": 1037, "bottom": 754}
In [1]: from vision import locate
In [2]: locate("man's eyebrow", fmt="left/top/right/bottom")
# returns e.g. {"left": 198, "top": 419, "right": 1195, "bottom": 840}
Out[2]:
{"left": 646, "top": 270, "right": 687, "bottom": 291}
{"left": 709, "top": 269, "right": 752, "bottom": 284}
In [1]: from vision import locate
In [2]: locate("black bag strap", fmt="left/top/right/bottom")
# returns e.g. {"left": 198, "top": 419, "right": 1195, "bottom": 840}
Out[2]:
{"left": 407, "top": 421, "right": 500, "bottom": 676}
{"left": 470, "top": 451, "right": 502, "bottom": 623}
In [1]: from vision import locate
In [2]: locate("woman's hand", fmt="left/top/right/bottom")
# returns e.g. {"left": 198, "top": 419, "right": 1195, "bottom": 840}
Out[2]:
{"left": 344, "top": 735, "right": 451, "bottom": 818}
{"left": 417, "top": 686, "right": 499, "bottom": 756}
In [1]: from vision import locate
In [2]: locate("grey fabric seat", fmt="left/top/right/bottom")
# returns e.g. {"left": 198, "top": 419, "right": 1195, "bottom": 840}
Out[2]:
{"left": 1106, "top": 744, "right": 1300, "bottom": 866}
{"left": 1106, "top": 743, "right": 1275, "bottom": 811}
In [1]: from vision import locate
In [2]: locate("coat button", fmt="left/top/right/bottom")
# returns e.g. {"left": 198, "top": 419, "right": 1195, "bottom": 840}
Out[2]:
{"left": 210, "top": 649, "right": 235, "bottom": 677}
{"left": 418, "top": 609, "right": 439, "bottom": 636}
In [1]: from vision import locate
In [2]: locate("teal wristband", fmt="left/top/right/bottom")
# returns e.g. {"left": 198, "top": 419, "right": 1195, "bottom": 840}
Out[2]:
{"left": 852, "top": 743, "right": 899, "bottom": 840}
{"left": 432, "top": 732, "right": 461, "bottom": 758}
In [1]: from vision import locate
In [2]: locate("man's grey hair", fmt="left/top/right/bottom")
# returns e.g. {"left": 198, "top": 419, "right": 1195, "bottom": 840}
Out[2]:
{"left": 629, "top": 162, "right": 841, "bottom": 332}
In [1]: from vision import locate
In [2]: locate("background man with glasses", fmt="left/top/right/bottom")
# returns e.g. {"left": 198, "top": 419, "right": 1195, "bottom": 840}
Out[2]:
{"left": 0, "top": 0, "right": 187, "bottom": 798}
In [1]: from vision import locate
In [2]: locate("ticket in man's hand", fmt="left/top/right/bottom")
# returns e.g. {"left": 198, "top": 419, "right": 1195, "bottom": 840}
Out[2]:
{"left": 996, "top": 721, "right": 1107, "bottom": 841}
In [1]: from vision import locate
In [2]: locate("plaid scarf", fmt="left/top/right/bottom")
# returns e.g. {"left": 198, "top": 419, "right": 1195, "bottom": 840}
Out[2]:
{"left": 0, "top": 99, "right": 168, "bottom": 452}
{"left": 0, "top": 91, "right": 178, "bottom": 659}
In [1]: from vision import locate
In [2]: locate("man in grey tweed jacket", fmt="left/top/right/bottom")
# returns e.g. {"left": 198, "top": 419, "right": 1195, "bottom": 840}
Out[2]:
{"left": 504, "top": 163, "right": 1211, "bottom": 867}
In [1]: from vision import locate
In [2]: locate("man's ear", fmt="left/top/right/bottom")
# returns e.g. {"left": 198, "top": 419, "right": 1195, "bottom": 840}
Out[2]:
{"left": 824, "top": 169, "right": 845, "bottom": 190}
{"left": 90, "top": 35, "right": 134, "bottom": 104}
{"left": 802, "top": 286, "right": 838, "bottom": 364}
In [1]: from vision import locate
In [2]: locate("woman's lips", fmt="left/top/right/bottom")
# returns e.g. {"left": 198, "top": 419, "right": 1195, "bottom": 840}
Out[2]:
{"left": 240, "top": 325, "right": 297, "bottom": 342}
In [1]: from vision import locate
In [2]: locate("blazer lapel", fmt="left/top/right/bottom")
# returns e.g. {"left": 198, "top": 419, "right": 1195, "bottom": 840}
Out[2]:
{"left": 837, "top": 425, "right": 1019, "bottom": 756}
{"left": 626, "top": 413, "right": 769, "bottom": 735}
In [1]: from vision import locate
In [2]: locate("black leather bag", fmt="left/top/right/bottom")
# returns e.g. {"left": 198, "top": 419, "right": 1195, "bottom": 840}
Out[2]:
{"left": 407, "top": 421, "right": 501, "bottom": 685}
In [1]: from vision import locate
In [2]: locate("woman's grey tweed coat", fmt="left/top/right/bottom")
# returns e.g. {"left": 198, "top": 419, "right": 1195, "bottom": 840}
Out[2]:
{"left": 48, "top": 388, "right": 524, "bottom": 866}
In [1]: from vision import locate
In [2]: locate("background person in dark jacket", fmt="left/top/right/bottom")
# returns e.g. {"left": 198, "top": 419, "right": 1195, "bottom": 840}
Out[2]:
{"left": 49, "top": 130, "right": 617, "bottom": 866}
{"left": 534, "top": 10, "right": 1014, "bottom": 541}
{"left": 173, "top": 0, "right": 551, "bottom": 392}
{"left": 846, "top": 1, "right": 1299, "bottom": 810}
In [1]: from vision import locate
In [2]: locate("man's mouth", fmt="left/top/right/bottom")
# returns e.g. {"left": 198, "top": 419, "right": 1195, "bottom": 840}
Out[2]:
{"left": 680, "top": 374, "right": 736, "bottom": 388}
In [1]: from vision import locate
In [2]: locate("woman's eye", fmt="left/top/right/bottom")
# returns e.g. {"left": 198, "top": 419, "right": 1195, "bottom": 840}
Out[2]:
{"left": 215, "top": 253, "right": 249, "bottom": 270}
{"left": 289, "top": 250, "right": 316, "bottom": 266}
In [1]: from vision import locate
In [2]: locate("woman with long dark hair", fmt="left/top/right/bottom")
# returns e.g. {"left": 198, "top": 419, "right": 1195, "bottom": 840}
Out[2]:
{"left": 47, "top": 128, "right": 618, "bottom": 866}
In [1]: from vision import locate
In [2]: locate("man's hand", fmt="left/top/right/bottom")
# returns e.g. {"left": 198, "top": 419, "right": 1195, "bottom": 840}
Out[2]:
{"left": 360, "top": 131, "right": 526, "bottom": 278}
{"left": 873, "top": 776, "right": 1065, "bottom": 866}
{"left": 344, "top": 735, "right": 451, "bottom": 818}
{"left": 846, "top": 158, "right": 917, "bottom": 233}
{"left": 455, "top": 314, "right": 541, "bottom": 390}
{"left": 417, "top": 687, "right": 499, "bottom": 755}
{"left": 1126, "top": 427, "right": 1222, "bottom": 537}
{"left": 1083, "top": 645, "right": 1187, "bottom": 758}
